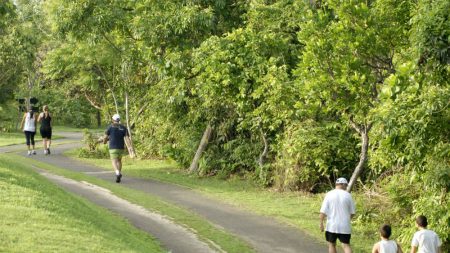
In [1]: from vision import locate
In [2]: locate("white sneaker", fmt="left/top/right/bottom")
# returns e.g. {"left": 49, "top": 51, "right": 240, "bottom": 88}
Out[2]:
{"left": 44, "top": 149, "right": 48, "bottom": 155}
{"left": 27, "top": 151, "right": 32, "bottom": 156}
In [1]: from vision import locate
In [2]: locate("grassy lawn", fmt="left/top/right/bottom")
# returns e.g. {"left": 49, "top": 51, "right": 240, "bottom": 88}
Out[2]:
{"left": 9, "top": 153, "right": 255, "bottom": 253}
{"left": 53, "top": 125, "right": 106, "bottom": 133}
{"left": 0, "top": 154, "right": 163, "bottom": 253}
{"left": 65, "top": 149, "right": 396, "bottom": 253}
{"left": 0, "top": 132, "right": 26, "bottom": 146}
{"left": 0, "top": 131, "right": 65, "bottom": 147}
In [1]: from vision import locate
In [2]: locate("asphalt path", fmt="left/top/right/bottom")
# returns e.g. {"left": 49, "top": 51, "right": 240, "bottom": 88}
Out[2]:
{"left": 2, "top": 132, "right": 327, "bottom": 253}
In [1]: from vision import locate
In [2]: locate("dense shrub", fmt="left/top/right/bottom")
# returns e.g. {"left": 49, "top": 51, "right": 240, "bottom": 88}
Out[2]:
{"left": 78, "top": 129, "right": 109, "bottom": 159}
{"left": 274, "top": 120, "right": 358, "bottom": 192}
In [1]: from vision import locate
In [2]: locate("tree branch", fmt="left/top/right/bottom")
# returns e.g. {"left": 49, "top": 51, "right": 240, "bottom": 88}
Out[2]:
{"left": 83, "top": 91, "right": 102, "bottom": 110}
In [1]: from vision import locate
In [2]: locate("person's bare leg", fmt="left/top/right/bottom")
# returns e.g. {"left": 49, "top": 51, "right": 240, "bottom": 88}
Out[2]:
{"left": 117, "top": 158, "right": 122, "bottom": 174}
{"left": 328, "top": 242, "right": 337, "bottom": 253}
{"left": 43, "top": 139, "right": 47, "bottom": 154}
{"left": 47, "top": 139, "right": 51, "bottom": 150}
{"left": 111, "top": 158, "right": 119, "bottom": 173}
{"left": 342, "top": 243, "right": 352, "bottom": 253}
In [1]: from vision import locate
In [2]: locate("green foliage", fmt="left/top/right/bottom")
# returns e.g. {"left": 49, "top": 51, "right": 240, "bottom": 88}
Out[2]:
{"left": 0, "top": 102, "right": 19, "bottom": 131}
{"left": 274, "top": 120, "right": 358, "bottom": 191}
{"left": 78, "top": 129, "right": 109, "bottom": 159}
{"left": 4, "top": 0, "right": 450, "bottom": 247}
{"left": 199, "top": 136, "right": 262, "bottom": 178}
{"left": 410, "top": 0, "right": 450, "bottom": 65}
{"left": 0, "top": 1, "right": 21, "bottom": 104}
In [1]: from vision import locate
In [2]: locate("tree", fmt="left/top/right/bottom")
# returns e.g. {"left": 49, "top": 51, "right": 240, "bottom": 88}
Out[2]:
{"left": 295, "top": 0, "right": 411, "bottom": 191}
{"left": 0, "top": 1, "right": 20, "bottom": 104}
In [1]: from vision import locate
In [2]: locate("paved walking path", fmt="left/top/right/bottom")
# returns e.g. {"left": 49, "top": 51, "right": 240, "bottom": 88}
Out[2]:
{"left": 2, "top": 132, "right": 327, "bottom": 253}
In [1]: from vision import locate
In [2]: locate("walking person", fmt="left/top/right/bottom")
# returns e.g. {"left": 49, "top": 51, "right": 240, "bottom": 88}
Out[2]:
{"left": 372, "top": 224, "right": 403, "bottom": 253}
{"left": 103, "top": 114, "right": 131, "bottom": 183}
{"left": 411, "top": 215, "right": 442, "bottom": 253}
{"left": 38, "top": 105, "right": 52, "bottom": 155}
{"left": 20, "top": 106, "right": 37, "bottom": 155}
{"left": 320, "top": 177, "right": 356, "bottom": 253}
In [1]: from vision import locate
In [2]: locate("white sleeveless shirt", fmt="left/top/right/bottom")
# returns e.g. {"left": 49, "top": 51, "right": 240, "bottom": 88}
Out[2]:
{"left": 379, "top": 240, "right": 398, "bottom": 253}
{"left": 24, "top": 112, "right": 36, "bottom": 132}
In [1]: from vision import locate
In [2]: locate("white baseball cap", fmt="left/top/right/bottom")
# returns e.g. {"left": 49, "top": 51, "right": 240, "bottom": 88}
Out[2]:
{"left": 112, "top": 114, "right": 120, "bottom": 121}
{"left": 336, "top": 177, "right": 348, "bottom": 184}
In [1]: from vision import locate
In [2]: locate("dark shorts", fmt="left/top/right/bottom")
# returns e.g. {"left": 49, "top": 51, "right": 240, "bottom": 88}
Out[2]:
{"left": 40, "top": 127, "right": 52, "bottom": 139}
{"left": 325, "top": 231, "right": 351, "bottom": 244}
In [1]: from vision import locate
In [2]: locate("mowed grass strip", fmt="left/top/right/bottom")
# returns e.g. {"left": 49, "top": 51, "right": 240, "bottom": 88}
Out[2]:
{"left": 0, "top": 131, "right": 63, "bottom": 147}
{"left": 11, "top": 153, "right": 255, "bottom": 253}
{"left": 67, "top": 150, "right": 381, "bottom": 252}
{"left": 0, "top": 132, "right": 26, "bottom": 146}
{"left": 0, "top": 154, "right": 164, "bottom": 253}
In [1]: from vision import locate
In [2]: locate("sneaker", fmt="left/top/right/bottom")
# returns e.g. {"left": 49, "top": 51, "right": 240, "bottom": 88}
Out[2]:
{"left": 32, "top": 150, "right": 36, "bottom": 155}
{"left": 27, "top": 151, "right": 32, "bottom": 156}
{"left": 44, "top": 149, "right": 48, "bottom": 155}
{"left": 47, "top": 148, "right": 51, "bottom": 155}
{"left": 115, "top": 174, "right": 122, "bottom": 183}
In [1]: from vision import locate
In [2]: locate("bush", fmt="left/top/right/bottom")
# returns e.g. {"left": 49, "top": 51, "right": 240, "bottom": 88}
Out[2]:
{"left": 78, "top": 129, "right": 109, "bottom": 159}
{"left": 273, "top": 120, "right": 358, "bottom": 192}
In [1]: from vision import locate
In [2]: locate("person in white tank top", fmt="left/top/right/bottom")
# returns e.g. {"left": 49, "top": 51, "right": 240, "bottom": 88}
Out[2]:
{"left": 411, "top": 216, "right": 442, "bottom": 253}
{"left": 372, "top": 224, "right": 403, "bottom": 253}
{"left": 20, "top": 107, "right": 37, "bottom": 155}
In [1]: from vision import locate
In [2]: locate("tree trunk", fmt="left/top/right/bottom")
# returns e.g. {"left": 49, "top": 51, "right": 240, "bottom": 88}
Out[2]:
{"left": 189, "top": 124, "right": 213, "bottom": 174}
{"left": 130, "top": 101, "right": 149, "bottom": 129}
{"left": 96, "top": 110, "right": 101, "bottom": 128}
{"left": 258, "top": 128, "right": 269, "bottom": 180}
{"left": 125, "top": 92, "right": 136, "bottom": 158}
{"left": 347, "top": 119, "right": 372, "bottom": 192}
{"left": 96, "top": 64, "right": 119, "bottom": 114}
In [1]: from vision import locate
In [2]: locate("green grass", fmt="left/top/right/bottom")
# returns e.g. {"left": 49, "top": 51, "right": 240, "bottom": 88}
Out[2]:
{"left": 0, "top": 131, "right": 64, "bottom": 147}
{"left": 65, "top": 150, "right": 394, "bottom": 253}
{"left": 0, "top": 154, "right": 164, "bottom": 253}
{"left": 53, "top": 125, "right": 106, "bottom": 133}
{"left": 10, "top": 153, "right": 255, "bottom": 253}
{"left": 0, "top": 132, "right": 26, "bottom": 146}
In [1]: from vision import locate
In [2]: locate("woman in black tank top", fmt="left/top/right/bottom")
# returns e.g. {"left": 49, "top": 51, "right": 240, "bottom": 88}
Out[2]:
{"left": 38, "top": 105, "right": 52, "bottom": 155}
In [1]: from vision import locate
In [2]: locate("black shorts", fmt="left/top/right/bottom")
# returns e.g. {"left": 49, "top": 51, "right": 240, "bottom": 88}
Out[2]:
{"left": 325, "top": 231, "right": 351, "bottom": 244}
{"left": 40, "top": 127, "right": 52, "bottom": 139}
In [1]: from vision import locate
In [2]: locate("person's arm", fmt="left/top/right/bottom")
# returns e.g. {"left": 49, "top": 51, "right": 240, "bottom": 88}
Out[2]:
{"left": 102, "top": 134, "right": 109, "bottom": 144}
{"left": 103, "top": 127, "right": 110, "bottom": 144}
{"left": 37, "top": 113, "right": 42, "bottom": 123}
{"left": 20, "top": 113, "right": 26, "bottom": 130}
{"left": 319, "top": 212, "right": 326, "bottom": 232}
{"left": 437, "top": 246, "right": 441, "bottom": 253}
{"left": 410, "top": 246, "right": 417, "bottom": 253}
{"left": 371, "top": 242, "right": 379, "bottom": 253}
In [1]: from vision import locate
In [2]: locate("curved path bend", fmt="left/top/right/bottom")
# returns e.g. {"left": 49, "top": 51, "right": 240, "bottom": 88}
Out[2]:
{"left": 2, "top": 132, "right": 327, "bottom": 253}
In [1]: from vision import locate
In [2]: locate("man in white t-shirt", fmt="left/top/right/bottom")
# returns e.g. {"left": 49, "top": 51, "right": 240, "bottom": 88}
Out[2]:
{"left": 320, "top": 177, "right": 356, "bottom": 253}
{"left": 411, "top": 215, "right": 442, "bottom": 253}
